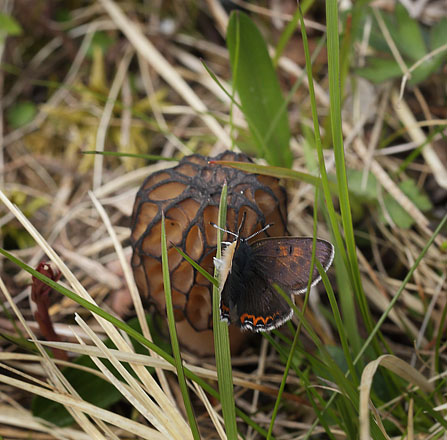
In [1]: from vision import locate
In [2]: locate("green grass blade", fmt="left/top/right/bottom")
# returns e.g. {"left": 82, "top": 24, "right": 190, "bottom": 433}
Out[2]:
{"left": 267, "top": 187, "right": 330, "bottom": 438}
{"left": 273, "top": 6, "right": 301, "bottom": 66}
{"left": 354, "top": 212, "right": 447, "bottom": 364}
{"left": 0, "top": 248, "right": 213, "bottom": 397}
{"left": 83, "top": 151, "right": 178, "bottom": 161}
{"left": 172, "top": 245, "right": 218, "bottom": 288}
{"left": 295, "top": 6, "right": 348, "bottom": 260}
{"left": 301, "top": 209, "right": 447, "bottom": 437}
{"left": 325, "top": 0, "right": 376, "bottom": 352}
{"left": 160, "top": 213, "right": 200, "bottom": 439}
{"left": 0, "top": 247, "right": 269, "bottom": 438}
{"left": 317, "top": 260, "right": 356, "bottom": 382}
{"left": 209, "top": 159, "right": 323, "bottom": 187}
{"left": 296, "top": 2, "right": 363, "bottom": 356}
{"left": 278, "top": 289, "right": 359, "bottom": 403}
{"left": 212, "top": 182, "right": 238, "bottom": 438}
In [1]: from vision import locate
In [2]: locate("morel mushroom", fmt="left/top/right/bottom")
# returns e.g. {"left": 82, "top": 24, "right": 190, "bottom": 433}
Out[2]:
{"left": 130, "top": 151, "right": 287, "bottom": 353}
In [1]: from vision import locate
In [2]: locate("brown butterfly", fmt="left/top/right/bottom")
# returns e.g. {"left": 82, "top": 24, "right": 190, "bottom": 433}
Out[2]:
{"left": 214, "top": 215, "right": 334, "bottom": 332}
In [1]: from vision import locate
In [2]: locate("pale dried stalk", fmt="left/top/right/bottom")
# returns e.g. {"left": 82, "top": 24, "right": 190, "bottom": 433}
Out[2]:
{"left": 89, "top": 191, "right": 175, "bottom": 403}
{"left": 0, "top": 276, "right": 108, "bottom": 439}
{"left": 391, "top": 89, "right": 447, "bottom": 190}
{"left": 0, "top": 190, "right": 190, "bottom": 436}
{"left": 94, "top": 46, "right": 134, "bottom": 190}
{"left": 98, "top": 0, "right": 231, "bottom": 146}
{"left": 73, "top": 314, "right": 179, "bottom": 439}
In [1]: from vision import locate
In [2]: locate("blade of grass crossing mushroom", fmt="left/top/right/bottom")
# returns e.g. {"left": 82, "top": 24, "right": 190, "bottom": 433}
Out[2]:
{"left": 0, "top": 246, "right": 270, "bottom": 435}
{"left": 173, "top": 245, "right": 219, "bottom": 288}
{"left": 213, "top": 182, "right": 238, "bottom": 439}
{"left": 208, "top": 160, "right": 322, "bottom": 187}
{"left": 0, "top": 248, "right": 207, "bottom": 391}
{"left": 161, "top": 212, "right": 200, "bottom": 440}
{"left": 0, "top": 191, "right": 267, "bottom": 437}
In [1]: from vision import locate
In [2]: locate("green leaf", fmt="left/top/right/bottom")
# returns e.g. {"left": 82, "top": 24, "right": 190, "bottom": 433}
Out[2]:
{"left": 394, "top": 3, "right": 427, "bottom": 61}
{"left": 410, "top": 17, "right": 447, "bottom": 82}
{"left": 364, "top": 9, "right": 394, "bottom": 53}
{"left": 0, "top": 13, "right": 22, "bottom": 35}
{"left": 408, "top": 58, "right": 445, "bottom": 85}
{"left": 226, "top": 11, "right": 292, "bottom": 168}
{"left": 430, "top": 18, "right": 447, "bottom": 51}
{"left": 382, "top": 179, "right": 432, "bottom": 228}
{"left": 407, "top": 20, "right": 447, "bottom": 84}
{"left": 355, "top": 57, "right": 403, "bottom": 83}
{"left": 360, "top": 7, "right": 446, "bottom": 85}
{"left": 346, "top": 169, "right": 378, "bottom": 201}
{"left": 399, "top": 179, "right": 432, "bottom": 211}
{"left": 6, "top": 102, "right": 37, "bottom": 129}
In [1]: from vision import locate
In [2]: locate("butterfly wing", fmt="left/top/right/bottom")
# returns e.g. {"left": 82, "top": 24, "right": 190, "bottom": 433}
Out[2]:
{"left": 250, "top": 237, "right": 334, "bottom": 294}
{"left": 221, "top": 271, "right": 293, "bottom": 332}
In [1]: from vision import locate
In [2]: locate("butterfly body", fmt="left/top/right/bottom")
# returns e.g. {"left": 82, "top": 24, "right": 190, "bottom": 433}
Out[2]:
{"left": 215, "top": 232, "right": 334, "bottom": 332}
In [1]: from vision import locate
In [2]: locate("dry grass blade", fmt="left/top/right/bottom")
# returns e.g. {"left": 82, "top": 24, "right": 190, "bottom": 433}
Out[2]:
{"left": 35, "top": 340, "right": 307, "bottom": 404}
{"left": 93, "top": 46, "right": 134, "bottom": 190}
{"left": 89, "top": 191, "right": 174, "bottom": 401}
{"left": 192, "top": 381, "right": 227, "bottom": 440}
{"left": 0, "top": 406, "right": 92, "bottom": 440}
{"left": 0, "top": 269, "right": 108, "bottom": 439}
{"left": 0, "top": 190, "right": 189, "bottom": 436}
{"left": 350, "top": 131, "right": 440, "bottom": 242}
{"left": 359, "top": 354, "right": 434, "bottom": 440}
{"left": 0, "top": 373, "right": 167, "bottom": 439}
{"left": 98, "top": 0, "right": 231, "bottom": 146}
{"left": 391, "top": 89, "right": 447, "bottom": 190}
{"left": 73, "top": 314, "right": 189, "bottom": 439}
{"left": 2, "top": 2, "right": 446, "bottom": 438}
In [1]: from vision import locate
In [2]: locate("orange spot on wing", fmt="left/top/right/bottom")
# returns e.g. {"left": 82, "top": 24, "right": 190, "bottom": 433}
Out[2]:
{"left": 240, "top": 312, "right": 280, "bottom": 327}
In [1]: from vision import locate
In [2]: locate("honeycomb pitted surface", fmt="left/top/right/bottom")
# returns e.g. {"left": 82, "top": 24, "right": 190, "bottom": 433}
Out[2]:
{"left": 130, "top": 151, "right": 287, "bottom": 331}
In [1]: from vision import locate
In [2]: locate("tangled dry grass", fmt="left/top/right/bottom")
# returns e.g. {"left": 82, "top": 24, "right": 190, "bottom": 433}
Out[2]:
{"left": 1, "top": 0, "right": 446, "bottom": 439}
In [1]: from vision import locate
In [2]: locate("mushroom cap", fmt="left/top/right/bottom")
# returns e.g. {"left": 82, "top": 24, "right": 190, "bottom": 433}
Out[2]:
{"left": 130, "top": 151, "right": 288, "bottom": 332}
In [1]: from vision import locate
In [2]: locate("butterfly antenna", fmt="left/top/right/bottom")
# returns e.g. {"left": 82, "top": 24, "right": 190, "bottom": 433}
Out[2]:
{"left": 246, "top": 223, "right": 273, "bottom": 241}
{"left": 210, "top": 222, "right": 238, "bottom": 238}
{"left": 237, "top": 211, "right": 247, "bottom": 237}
